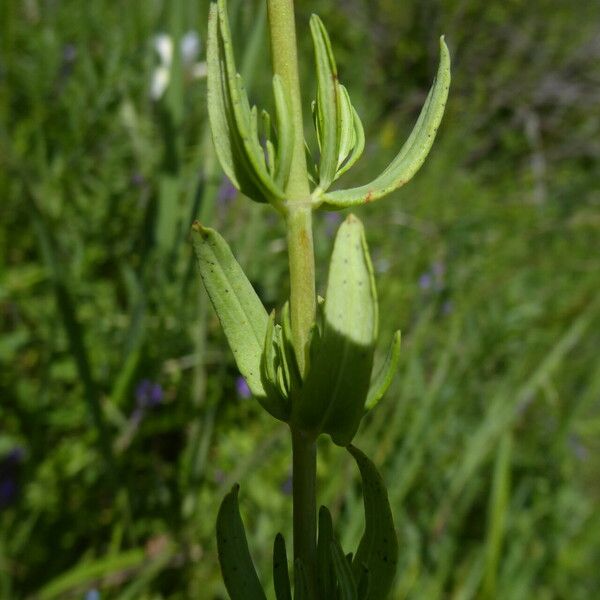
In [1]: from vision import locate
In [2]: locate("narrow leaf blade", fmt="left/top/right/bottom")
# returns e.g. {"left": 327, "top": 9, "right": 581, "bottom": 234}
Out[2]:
{"left": 260, "top": 312, "right": 290, "bottom": 421}
{"left": 310, "top": 14, "right": 339, "bottom": 190}
{"left": 191, "top": 223, "right": 267, "bottom": 397}
{"left": 216, "top": 485, "right": 267, "bottom": 600}
{"left": 348, "top": 446, "right": 398, "bottom": 600}
{"left": 317, "top": 507, "right": 335, "bottom": 599}
{"left": 293, "top": 560, "right": 310, "bottom": 600}
{"left": 207, "top": 2, "right": 237, "bottom": 187}
{"left": 273, "top": 74, "right": 295, "bottom": 189}
{"left": 273, "top": 533, "right": 292, "bottom": 600}
{"left": 365, "top": 330, "right": 401, "bottom": 411}
{"left": 330, "top": 539, "right": 358, "bottom": 600}
{"left": 320, "top": 37, "right": 451, "bottom": 208}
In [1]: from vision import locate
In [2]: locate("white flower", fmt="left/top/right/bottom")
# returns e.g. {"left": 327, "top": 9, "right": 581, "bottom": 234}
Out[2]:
{"left": 150, "top": 31, "right": 207, "bottom": 100}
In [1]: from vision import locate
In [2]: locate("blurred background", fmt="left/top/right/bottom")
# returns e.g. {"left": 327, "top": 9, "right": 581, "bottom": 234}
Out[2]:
{"left": 1, "top": 0, "right": 599, "bottom": 598}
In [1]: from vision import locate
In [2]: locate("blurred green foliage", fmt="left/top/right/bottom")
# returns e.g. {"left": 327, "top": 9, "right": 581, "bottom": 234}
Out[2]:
{"left": 1, "top": 0, "right": 599, "bottom": 598}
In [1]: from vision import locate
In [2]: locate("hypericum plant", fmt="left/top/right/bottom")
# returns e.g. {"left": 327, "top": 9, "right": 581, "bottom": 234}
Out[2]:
{"left": 192, "top": 1, "right": 450, "bottom": 597}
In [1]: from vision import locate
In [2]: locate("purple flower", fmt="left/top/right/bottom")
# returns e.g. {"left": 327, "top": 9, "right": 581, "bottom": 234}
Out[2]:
{"left": 136, "top": 379, "right": 164, "bottom": 409}
{"left": 235, "top": 376, "right": 251, "bottom": 399}
{"left": 0, "top": 448, "right": 23, "bottom": 510}
{"left": 130, "top": 171, "right": 145, "bottom": 188}
{"left": 281, "top": 475, "right": 293, "bottom": 496}
{"left": 418, "top": 272, "right": 433, "bottom": 290}
{"left": 4, "top": 447, "right": 25, "bottom": 465}
{"left": 419, "top": 261, "right": 446, "bottom": 292}
{"left": 324, "top": 212, "right": 342, "bottom": 237}
{"left": 217, "top": 177, "right": 238, "bottom": 205}
{"left": 0, "top": 479, "right": 18, "bottom": 509}
{"left": 568, "top": 435, "right": 588, "bottom": 462}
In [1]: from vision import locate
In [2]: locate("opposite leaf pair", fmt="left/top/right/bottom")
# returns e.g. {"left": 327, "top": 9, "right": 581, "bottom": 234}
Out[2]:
{"left": 217, "top": 446, "right": 398, "bottom": 600}
{"left": 208, "top": 0, "right": 451, "bottom": 213}
{"left": 192, "top": 214, "right": 400, "bottom": 446}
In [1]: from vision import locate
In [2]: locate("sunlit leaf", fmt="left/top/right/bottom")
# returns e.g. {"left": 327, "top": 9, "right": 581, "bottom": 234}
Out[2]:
{"left": 318, "top": 37, "right": 451, "bottom": 209}
{"left": 192, "top": 223, "right": 287, "bottom": 420}
{"left": 295, "top": 215, "right": 378, "bottom": 446}
{"left": 207, "top": 0, "right": 290, "bottom": 208}
{"left": 365, "top": 330, "right": 401, "bottom": 411}
{"left": 309, "top": 15, "right": 365, "bottom": 191}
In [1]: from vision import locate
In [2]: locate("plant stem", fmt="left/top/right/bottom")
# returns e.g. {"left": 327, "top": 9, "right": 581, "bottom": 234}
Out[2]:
{"left": 267, "top": 0, "right": 315, "bottom": 375}
{"left": 267, "top": 0, "right": 317, "bottom": 593}
{"left": 291, "top": 427, "right": 317, "bottom": 594}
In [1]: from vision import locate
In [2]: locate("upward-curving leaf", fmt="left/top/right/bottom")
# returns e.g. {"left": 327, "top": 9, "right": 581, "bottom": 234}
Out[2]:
{"left": 365, "top": 330, "right": 401, "bottom": 411}
{"left": 294, "top": 214, "right": 378, "bottom": 446}
{"left": 207, "top": 0, "right": 292, "bottom": 209}
{"left": 348, "top": 446, "right": 398, "bottom": 599}
{"left": 192, "top": 223, "right": 288, "bottom": 420}
{"left": 309, "top": 15, "right": 365, "bottom": 191}
{"left": 317, "top": 37, "right": 451, "bottom": 209}
{"left": 273, "top": 533, "right": 292, "bottom": 600}
{"left": 331, "top": 539, "right": 358, "bottom": 600}
{"left": 217, "top": 485, "right": 267, "bottom": 600}
{"left": 316, "top": 506, "right": 335, "bottom": 599}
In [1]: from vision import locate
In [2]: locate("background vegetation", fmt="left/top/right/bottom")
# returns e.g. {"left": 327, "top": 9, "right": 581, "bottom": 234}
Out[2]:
{"left": 1, "top": 0, "right": 599, "bottom": 597}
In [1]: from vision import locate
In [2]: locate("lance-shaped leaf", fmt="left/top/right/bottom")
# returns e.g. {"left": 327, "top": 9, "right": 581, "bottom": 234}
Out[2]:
{"left": 365, "top": 330, "right": 401, "bottom": 411}
{"left": 216, "top": 485, "right": 267, "bottom": 600}
{"left": 331, "top": 538, "right": 358, "bottom": 600}
{"left": 317, "top": 37, "right": 451, "bottom": 209}
{"left": 207, "top": 0, "right": 292, "bottom": 208}
{"left": 192, "top": 223, "right": 287, "bottom": 420}
{"left": 273, "top": 533, "right": 292, "bottom": 600}
{"left": 348, "top": 446, "right": 398, "bottom": 599}
{"left": 310, "top": 14, "right": 338, "bottom": 189}
{"left": 310, "top": 15, "right": 365, "bottom": 191}
{"left": 316, "top": 507, "right": 335, "bottom": 599}
{"left": 273, "top": 75, "right": 295, "bottom": 190}
{"left": 294, "top": 214, "right": 378, "bottom": 446}
{"left": 260, "top": 312, "right": 290, "bottom": 420}
{"left": 294, "top": 560, "right": 310, "bottom": 600}
{"left": 336, "top": 85, "right": 365, "bottom": 179}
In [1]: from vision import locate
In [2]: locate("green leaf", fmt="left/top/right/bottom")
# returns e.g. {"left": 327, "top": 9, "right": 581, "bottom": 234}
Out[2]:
{"left": 293, "top": 560, "right": 310, "bottom": 600}
{"left": 309, "top": 15, "right": 365, "bottom": 191}
{"left": 207, "top": 3, "right": 237, "bottom": 189}
{"left": 336, "top": 85, "right": 365, "bottom": 179}
{"left": 348, "top": 446, "right": 398, "bottom": 599}
{"left": 272, "top": 74, "right": 295, "bottom": 190}
{"left": 260, "top": 312, "right": 290, "bottom": 421}
{"left": 318, "top": 36, "right": 451, "bottom": 209}
{"left": 281, "top": 301, "right": 302, "bottom": 391}
{"left": 317, "top": 507, "right": 335, "bottom": 599}
{"left": 295, "top": 215, "right": 378, "bottom": 446}
{"left": 216, "top": 485, "right": 267, "bottom": 600}
{"left": 192, "top": 223, "right": 288, "bottom": 420}
{"left": 310, "top": 14, "right": 339, "bottom": 190}
{"left": 331, "top": 539, "right": 358, "bottom": 600}
{"left": 365, "top": 330, "right": 401, "bottom": 411}
{"left": 273, "top": 533, "right": 292, "bottom": 600}
{"left": 207, "top": 0, "right": 288, "bottom": 208}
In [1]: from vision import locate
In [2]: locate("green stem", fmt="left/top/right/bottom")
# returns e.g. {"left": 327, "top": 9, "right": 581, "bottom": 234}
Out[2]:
{"left": 267, "top": 0, "right": 315, "bottom": 374}
{"left": 291, "top": 427, "right": 317, "bottom": 595}
{"left": 267, "top": 0, "right": 317, "bottom": 593}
